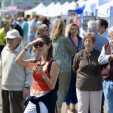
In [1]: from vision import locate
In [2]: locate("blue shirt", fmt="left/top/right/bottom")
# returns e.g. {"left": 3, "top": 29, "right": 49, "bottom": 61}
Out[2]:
{"left": 21, "top": 21, "right": 28, "bottom": 35}
{"left": 101, "top": 30, "right": 110, "bottom": 42}
{"left": 93, "top": 32, "right": 109, "bottom": 52}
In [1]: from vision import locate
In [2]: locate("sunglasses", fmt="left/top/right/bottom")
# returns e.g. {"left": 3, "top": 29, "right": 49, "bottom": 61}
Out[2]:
{"left": 34, "top": 42, "right": 45, "bottom": 48}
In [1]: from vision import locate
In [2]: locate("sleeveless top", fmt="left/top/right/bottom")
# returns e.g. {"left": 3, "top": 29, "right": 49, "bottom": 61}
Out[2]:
{"left": 32, "top": 59, "right": 53, "bottom": 91}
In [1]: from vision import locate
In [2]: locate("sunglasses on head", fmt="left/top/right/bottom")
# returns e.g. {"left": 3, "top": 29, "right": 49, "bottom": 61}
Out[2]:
{"left": 34, "top": 41, "right": 45, "bottom": 48}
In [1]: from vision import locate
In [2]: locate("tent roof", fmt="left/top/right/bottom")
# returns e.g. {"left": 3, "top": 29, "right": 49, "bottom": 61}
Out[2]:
{"left": 38, "top": 2, "right": 62, "bottom": 17}
{"left": 46, "top": 2, "right": 70, "bottom": 17}
{"left": 97, "top": 1, "right": 113, "bottom": 17}
{"left": 36, "top": 2, "right": 55, "bottom": 15}
{"left": 45, "top": 1, "right": 77, "bottom": 17}
{"left": 25, "top": 3, "right": 45, "bottom": 15}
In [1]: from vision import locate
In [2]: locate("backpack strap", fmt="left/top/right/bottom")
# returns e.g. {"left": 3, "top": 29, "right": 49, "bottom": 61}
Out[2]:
{"left": 47, "top": 60, "right": 58, "bottom": 113}
{"left": 48, "top": 59, "right": 55, "bottom": 72}
{"left": 47, "top": 59, "right": 59, "bottom": 91}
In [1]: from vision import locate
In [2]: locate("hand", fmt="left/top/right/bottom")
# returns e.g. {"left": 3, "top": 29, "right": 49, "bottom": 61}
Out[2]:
{"left": 111, "top": 54, "right": 113, "bottom": 58}
{"left": 23, "top": 88, "right": 30, "bottom": 99}
{"left": 65, "top": 24, "right": 72, "bottom": 37}
{"left": 32, "top": 65, "right": 42, "bottom": 73}
{"left": 25, "top": 39, "right": 39, "bottom": 50}
{"left": 32, "top": 65, "right": 45, "bottom": 77}
{"left": 109, "top": 54, "right": 113, "bottom": 61}
{"left": 28, "top": 40, "right": 38, "bottom": 47}
{"left": 32, "top": 66, "right": 38, "bottom": 72}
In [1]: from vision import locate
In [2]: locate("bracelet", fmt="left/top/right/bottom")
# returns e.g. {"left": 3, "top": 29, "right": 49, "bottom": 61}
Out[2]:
{"left": 24, "top": 48, "right": 28, "bottom": 51}
{"left": 42, "top": 76, "right": 46, "bottom": 79}
{"left": 24, "top": 87, "right": 30, "bottom": 90}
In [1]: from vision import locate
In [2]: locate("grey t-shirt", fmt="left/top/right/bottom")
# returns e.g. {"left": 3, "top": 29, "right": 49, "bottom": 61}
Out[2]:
{"left": 28, "top": 19, "right": 37, "bottom": 36}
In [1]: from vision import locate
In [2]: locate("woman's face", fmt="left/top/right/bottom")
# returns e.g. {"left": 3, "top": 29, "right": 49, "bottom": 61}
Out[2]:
{"left": 42, "top": 29, "right": 49, "bottom": 36}
{"left": 84, "top": 37, "right": 94, "bottom": 51}
{"left": 35, "top": 38, "right": 50, "bottom": 55}
{"left": 70, "top": 25, "right": 78, "bottom": 37}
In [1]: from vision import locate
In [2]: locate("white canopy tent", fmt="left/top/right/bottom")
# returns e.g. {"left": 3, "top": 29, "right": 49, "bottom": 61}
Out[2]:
{"left": 97, "top": 1, "right": 113, "bottom": 17}
{"left": 39, "top": 2, "right": 62, "bottom": 17}
{"left": 61, "top": 1, "right": 77, "bottom": 15}
{"left": 37, "top": 1, "right": 77, "bottom": 17}
{"left": 45, "top": 2, "right": 70, "bottom": 17}
{"left": 25, "top": 3, "right": 45, "bottom": 15}
{"left": 79, "top": 0, "right": 98, "bottom": 16}
{"left": 84, "top": 1, "right": 97, "bottom": 13}
{"left": 97, "top": 1, "right": 113, "bottom": 27}
{"left": 36, "top": 2, "right": 55, "bottom": 16}
{"left": 77, "top": 0, "right": 85, "bottom": 7}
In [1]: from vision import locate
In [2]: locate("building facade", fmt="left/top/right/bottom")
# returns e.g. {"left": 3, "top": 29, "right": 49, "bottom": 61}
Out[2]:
{"left": 1, "top": 0, "right": 78, "bottom": 10}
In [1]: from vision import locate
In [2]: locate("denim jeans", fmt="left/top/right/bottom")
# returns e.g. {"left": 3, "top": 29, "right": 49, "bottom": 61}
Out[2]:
{"left": 103, "top": 80, "right": 113, "bottom": 113}
{"left": 28, "top": 35, "right": 35, "bottom": 53}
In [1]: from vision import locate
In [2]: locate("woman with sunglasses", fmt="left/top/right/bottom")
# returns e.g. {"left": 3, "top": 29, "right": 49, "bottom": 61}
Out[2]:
{"left": 15, "top": 35, "right": 59, "bottom": 113}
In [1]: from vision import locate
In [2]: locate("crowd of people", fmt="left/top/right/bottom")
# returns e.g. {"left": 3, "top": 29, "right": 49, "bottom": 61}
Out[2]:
{"left": 0, "top": 15, "right": 113, "bottom": 113}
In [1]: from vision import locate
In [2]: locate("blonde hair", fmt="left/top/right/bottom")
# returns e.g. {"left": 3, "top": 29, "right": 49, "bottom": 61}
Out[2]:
{"left": 50, "top": 20, "right": 65, "bottom": 42}
{"left": 36, "top": 24, "right": 48, "bottom": 36}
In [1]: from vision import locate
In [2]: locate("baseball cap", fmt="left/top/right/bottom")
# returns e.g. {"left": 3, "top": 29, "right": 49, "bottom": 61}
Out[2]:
{"left": 5, "top": 29, "right": 22, "bottom": 39}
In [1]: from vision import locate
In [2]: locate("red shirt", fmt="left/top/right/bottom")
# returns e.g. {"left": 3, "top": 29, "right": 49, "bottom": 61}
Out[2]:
{"left": 32, "top": 60, "right": 53, "bottom": 91}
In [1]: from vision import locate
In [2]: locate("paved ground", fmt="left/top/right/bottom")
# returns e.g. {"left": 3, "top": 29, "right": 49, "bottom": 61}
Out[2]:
{"left": 0, "top": 76, "right": 108, "bottom": 113}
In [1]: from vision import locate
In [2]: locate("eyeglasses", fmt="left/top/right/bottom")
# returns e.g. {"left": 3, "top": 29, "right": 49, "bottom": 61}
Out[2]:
{"left": 109, "top": 34, "right": 113, "bottom": 37}
{"left": 34, "top": 42, "right": 45, "bottom": 48}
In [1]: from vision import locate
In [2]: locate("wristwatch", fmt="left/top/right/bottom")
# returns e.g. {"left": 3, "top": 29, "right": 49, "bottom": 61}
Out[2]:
{"left": 24, "top": 87, "right": 30, "bottom": 90}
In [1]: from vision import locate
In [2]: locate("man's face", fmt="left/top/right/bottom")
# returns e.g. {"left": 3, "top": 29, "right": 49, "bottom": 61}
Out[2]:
{"left": 6, "top": 38, "right": 20, "bottom": 50}
{"left": 5, "top": 23, "right": 10, "bottom": 32}
{"left": 109, "top": 31, "right": 113, "bottom": 43}
{"left": 35, "top": 17, "right": 39, "bottom": 22}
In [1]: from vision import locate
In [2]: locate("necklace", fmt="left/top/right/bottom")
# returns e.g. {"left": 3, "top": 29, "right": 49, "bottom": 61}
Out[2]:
{"left": 40, "top": 61, "right": 47, "bottom": 66}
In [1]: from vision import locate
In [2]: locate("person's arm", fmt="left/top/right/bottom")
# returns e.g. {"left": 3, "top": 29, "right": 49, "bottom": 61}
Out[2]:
{"left": 23, "top": 63, "right": 33, "bottom": 99}
{"left": 0, "top": 32, "right": 5, "bottom": 46}
{"left": 64, "top": 37, "right": 77, "bottom": 56}
{"left": 65, "top": 24, "right": 71, "bottom": 37}
{"left": 34, "top": 61, "right": 59, "bottom": 90}
{"left": 15, "top": 40, "right": 38, "bottom": 67}
{"left": 98, "top": 45, "right": 111, "bottom": 65}
{"left": 18, "top": 50, "right": 33, "bottom": 99}
{"left": 32, "top": 27, "right": 37, "bottom": 32}
{"left": 23, "top": 88, "right": 30, "bottom": 99}
{"left": 43, "top": 61, "right": 59, "bottom": 90}
{"left": 0, "top": 57, "right": 2, "bottom": 77}
{"left": 21, "top": 23, "right": 24, "bottom": 30}
{"left": 73, "top": 53, "right": 80, "bottom": 73}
